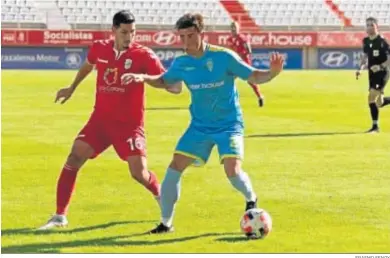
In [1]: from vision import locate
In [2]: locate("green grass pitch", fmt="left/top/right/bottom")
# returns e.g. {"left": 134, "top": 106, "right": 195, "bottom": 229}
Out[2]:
{"left": 1, "top": 70, "right": 390, "bottom": 253}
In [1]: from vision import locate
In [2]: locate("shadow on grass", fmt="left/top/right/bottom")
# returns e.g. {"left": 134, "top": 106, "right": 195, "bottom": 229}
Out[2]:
{"left": 246, "top": 132, "right": 361, "bottom": 138}
{"left": 1, "top": 220, "right": 156, "bottom": 236}
{"left": 2, "top": 231, "right": 241, "bottom": 253}
{"left": 215, "top": 236, "right": 256, "bottom": 243}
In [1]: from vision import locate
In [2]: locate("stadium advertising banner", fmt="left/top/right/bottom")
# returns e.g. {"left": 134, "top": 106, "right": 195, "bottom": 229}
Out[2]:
{"left": 317, "top": 31, "right": 390, "bottom": 48}
{"left": 3, "top": 30, "right": 389, "bottom": 48}
{"left": 153, "top": 48, "right": 185, "bottom": 68}
{"left": 1, "top": 29, "right": 317, "bottom": 48}
{"left": 252, "top": 49, "right": 302, "bottom": 69}
{"left": 1, "top": 47, "right": 87, "bottom": 69}
{"left": 318, "top": 48, "right": 363, "bottom": 69}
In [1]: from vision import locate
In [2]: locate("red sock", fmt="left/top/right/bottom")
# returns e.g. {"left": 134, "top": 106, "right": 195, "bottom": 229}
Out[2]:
{"left": 145, "top": 171, "right": 160, "bottom": 197}
{"left": 249, "top": 83, "right": 262, "bottom": 98}
{"left": 56, "top": 164, "right": 79, "bottom": 215}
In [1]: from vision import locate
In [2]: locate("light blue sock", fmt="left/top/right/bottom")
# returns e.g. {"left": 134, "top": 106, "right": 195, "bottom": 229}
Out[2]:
{"left": 161, "top": 167, "right": 182, "bottom": 227}
{"left": 228, "top": 171, "right": 257, "bottom": 202}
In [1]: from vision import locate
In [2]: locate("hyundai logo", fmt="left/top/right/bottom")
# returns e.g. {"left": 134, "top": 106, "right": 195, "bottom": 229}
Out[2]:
{"left": 153, "top": 31, "right": 177, "bottom": 46}
{"left": 321, "top": 51, "right": 349, "bottom": 68}
{"left": 66, "top": 52, "right": 82, "bottom": 69}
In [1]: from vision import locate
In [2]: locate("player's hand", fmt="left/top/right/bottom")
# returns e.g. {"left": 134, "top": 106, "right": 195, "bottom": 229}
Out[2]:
{"left": 121, "top": 73, "right": 145, "bottom": 85}
{"left": 55, "top": 87, "right": 74, "bottom": 104}
{"left": 166, "top": 82, "right": 183, "bottom": 94}
{"left": 269, "top": 52, "right": 284, "bottom": 77}
{"left": 355, "top": 70, "right": 361, "bottom": 80}
{"left": 370, "top": 65, "right": 381, "bottom": 73}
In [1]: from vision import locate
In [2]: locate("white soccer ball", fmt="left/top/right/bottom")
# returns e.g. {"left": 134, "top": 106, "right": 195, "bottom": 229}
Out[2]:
{"left": 240, "top": 208, "right": 272, "bottom": 239}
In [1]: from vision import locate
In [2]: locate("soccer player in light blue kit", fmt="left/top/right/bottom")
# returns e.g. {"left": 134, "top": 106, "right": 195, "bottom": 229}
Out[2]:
{"left": 121, "top": 13, "right": 284, "bottom": 239}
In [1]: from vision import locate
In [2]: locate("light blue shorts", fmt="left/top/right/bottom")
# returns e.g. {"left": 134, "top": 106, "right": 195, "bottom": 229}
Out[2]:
{"left": 175, "top": 125, "right": 244, "bottom": 166}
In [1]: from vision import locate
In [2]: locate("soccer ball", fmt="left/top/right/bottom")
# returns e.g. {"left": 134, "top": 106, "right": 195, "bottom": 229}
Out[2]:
{"left": 240, "top": 208, "right": 272, "bottom": 239}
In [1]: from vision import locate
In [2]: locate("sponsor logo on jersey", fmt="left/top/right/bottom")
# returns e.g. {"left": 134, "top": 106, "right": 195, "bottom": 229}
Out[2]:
{"left": 124, "top": 59, "right": 132, "bottom": 69}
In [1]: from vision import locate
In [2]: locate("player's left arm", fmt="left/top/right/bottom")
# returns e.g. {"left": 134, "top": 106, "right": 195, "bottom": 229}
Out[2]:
{"left": 380, "top": 38, "right": 390, "bottom": 69}
{"left": 228, "top": 50, "right": 283, "bottom": 84}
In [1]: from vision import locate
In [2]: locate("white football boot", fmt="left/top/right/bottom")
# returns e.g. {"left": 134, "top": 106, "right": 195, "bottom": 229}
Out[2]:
{"left": 37, "top": 214, "right": 68, "bottom": 230}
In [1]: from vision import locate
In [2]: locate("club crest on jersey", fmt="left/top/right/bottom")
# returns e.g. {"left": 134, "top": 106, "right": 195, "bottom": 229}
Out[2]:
{"left": 103, "top": 68, "right": 118, "bottom": 85}
{"left": 206, "top": 59, "right": 213, "bottom": 72}
{"left": 124, "top": 59, "right": 132, "bottom": 69}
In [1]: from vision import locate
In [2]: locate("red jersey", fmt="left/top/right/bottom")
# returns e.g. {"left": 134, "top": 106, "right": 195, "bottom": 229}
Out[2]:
{"left": 86, "top": 40, "right": 165, "bottom": 126}
{"left": 227, "top": 34, "right": 251, "bottom": 61}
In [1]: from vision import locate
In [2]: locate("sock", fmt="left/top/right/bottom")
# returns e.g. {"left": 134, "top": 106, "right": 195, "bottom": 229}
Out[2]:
{"left": 160, "top": 167, "right": 182, "bottom": 227}
{"left": 382, "top": 97, "right": 390, "bottom": 107}
{"left": 228, "top": 171, "right": 257, "bottom": 202}
{"left": 56, "top": 164, "right": 79, "bottom": 215}
{"left": 144, "top": 171, "right": 160, "bottom": 197}
{"left": 249, "top": 83, "right": 262, "bottom": 98}
{"left": 369, "top": 103, "right": 379, "bottom": 127}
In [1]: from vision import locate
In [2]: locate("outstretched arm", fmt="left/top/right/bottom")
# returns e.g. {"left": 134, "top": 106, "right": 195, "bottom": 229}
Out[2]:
{"left": 121, "top": 73, "right": 183, "bottom": 94}
{"left": 228, "top": 51, "right": 284, "bottom": 85}
{"left": 143, "top": 74, "right": 182, "bottom": 94}
{"left": 55, "top": 61, "right": 94, "bottom": 104}
{"left": 247, "top": 53, "right": 283, "bottom": 84}
{"left": 122, "top": 57, "right": 183, "bottom": 94}
{"left": 70, "top": 61, "right": 94, "bottom": 91}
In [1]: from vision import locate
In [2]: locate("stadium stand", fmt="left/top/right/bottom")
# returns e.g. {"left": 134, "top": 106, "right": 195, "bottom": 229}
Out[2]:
{"left": 1, "top": 0, "right": 390, "bottom": 30}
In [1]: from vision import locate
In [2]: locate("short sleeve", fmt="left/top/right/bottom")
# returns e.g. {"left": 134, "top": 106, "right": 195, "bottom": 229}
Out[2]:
{"left": 143, "top": 49, "right": 166, "bottom": 75}
{"left": 86, "top": 42, "right": 99, "bottom": 65}
{"left": 226, "top": 50, "right": 255, "bottom": 80}
{"left": 162, "top": 59, "right": 183, "bottom": 84}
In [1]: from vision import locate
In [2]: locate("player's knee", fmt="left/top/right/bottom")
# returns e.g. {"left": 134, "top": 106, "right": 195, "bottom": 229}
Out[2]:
{"left": 66, "top": 152, "right": 88, "bottom": 168}
{"left": 169, "top": 154, "right": 192, "bottom": 172}
{"left": 129, "top": 166, "right": 148, "bottom": 184}
{"left": 68, "top": 140, "right": 94, "bottom": 167}
{"left": 169, "top": 159, "right": 185, "bottom": 172}
{"left": 127, "top": 156, "right": 148, "bottom": 183}
{"left": 369, "top": 89, "right": 380, "bottom": 101}
{"left": 223, "top": 158, "right": 242, "bottom": 177}
{"left": 130, "top": 169, "right": 148, "bottom": 183}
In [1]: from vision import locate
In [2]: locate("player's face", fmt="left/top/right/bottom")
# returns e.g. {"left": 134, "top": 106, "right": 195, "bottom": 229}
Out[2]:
{"left": 178, "top": 26, "right": 202, "bottom": 52}
{"left": 113, "top": 23, "right": 136, "bottom": 49}
{"left": 366, "top": 20, "right": 378, "bottom": 36}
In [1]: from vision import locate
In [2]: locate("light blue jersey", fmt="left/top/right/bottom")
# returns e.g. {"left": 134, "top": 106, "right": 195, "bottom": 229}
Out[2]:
{"left": 163, "top": 44, "right": 255, "bottom": 133}
{"left": 162, "top": 44, "right": 255, "bottom": 166}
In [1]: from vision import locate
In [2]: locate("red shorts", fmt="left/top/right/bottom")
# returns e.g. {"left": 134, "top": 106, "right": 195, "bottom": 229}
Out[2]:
{"left": 76, "top": 113, "right": 146, "bottom": 161}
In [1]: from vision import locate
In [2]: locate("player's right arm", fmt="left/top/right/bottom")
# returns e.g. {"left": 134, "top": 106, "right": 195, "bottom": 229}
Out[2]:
{"left": 356, "top": 39, "right": 368, "bottom": 80}
{"left": 55, "top": 42, "right": 97, "bottom": 104}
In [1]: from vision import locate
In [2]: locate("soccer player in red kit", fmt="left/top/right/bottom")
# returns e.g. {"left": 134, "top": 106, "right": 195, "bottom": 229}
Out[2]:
{"left": 227, "top": 22, "right": 265, "bottom": 107}
{"left": 38, "top": 10, "right": 180, "bottom": 230}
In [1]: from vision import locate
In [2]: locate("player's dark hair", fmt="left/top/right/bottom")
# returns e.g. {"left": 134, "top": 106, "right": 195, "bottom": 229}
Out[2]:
{"left": 175, "top": 13, "right": 204, "bottom": 32}
{"left": 113, "top": 10, "right": 135, "bottom": 28}
{"left": 366, "top": 17, "right": 378, "bottom": 25}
